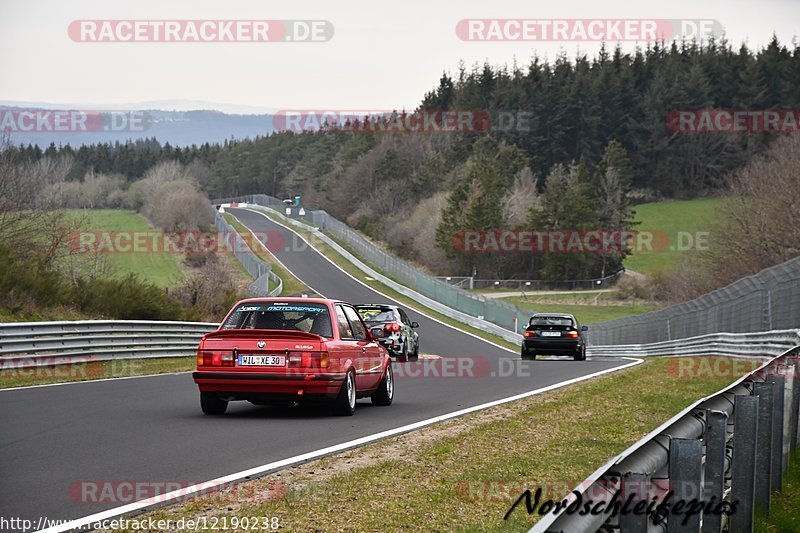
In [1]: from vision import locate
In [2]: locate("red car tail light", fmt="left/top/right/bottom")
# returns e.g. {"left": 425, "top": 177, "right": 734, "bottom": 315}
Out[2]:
{"left": 565, "top": 330, "right": 579, "bottom": 338}
{"left": 523, "top": 330, "right": 538, "bottom": 337}
{"left": 288, "top": 351, "right": 329, "bottom": 369}
{"left": 385, "top": 322, "right": 402, "bottom": 333}
{"left": 197, "top": 350, "right": 234, "bottom": 367}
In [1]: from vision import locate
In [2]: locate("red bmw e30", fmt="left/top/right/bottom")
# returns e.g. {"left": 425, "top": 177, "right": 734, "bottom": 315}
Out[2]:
{"left": 192, "top": 297, "right": 394, "bottom": 416}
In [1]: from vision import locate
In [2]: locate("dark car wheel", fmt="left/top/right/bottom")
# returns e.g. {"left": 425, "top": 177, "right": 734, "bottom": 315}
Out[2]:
{"left": 200, "top": 392, "right": 228, "bottom": 415}
{"left": 574, "top": 347, "right": 586, "bottom": 361}
{"left": 334, "top": 369, "right": 356, "bottom": 416}
{"left": 521, "top": 347, "right": 534, "bottom": 360}
{"left": 371, "top": 363, "right": 394, "bottom": 406}
{"left": 395, "top": 341, "right": 409, "bottom": 362}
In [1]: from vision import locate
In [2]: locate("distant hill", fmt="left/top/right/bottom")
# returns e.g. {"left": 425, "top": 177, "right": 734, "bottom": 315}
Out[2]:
{"left": 1, "top": 105, "right": 276, "bottom": 147}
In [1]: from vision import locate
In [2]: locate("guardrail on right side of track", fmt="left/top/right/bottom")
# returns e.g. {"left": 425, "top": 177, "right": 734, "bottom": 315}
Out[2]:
{"left": 217, "top": 194, "right": 800, "bottom": 350}
{"left": 239, "top": 203, "right": 527, "bottom": 345}
{"left": 587, "top": 329, "right": 800, "bottom": 358}
{"left": 531, "top": 342, "right": 800, "bottom": 533}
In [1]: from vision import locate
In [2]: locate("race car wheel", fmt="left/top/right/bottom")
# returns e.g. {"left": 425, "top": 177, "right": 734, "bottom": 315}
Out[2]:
{"left": 200, "top": 392, "right": 228, "bottom": 415}
{"left": 371, "top": 363, "right": 394, "bottom": 406}
{"left": 574, "top": 347, "right": 586, "bottom": 361}
{"left": 334, "top": 369, "right": 356, "bottom": 416}
{"left": 521, "top": 347, "right": 534, "bottom": 360}
{"left": 407, "top": 342, "right": 419, "bottom": 362}
{"left": 395, "top": 342, "right": 408, "bottom": 362}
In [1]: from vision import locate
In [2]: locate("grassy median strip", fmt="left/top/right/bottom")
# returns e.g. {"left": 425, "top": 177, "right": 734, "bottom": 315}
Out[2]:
{"left": 0, "top": 357, "right": 194, "bottom": 389}
{"left": 247, "top": 208, "right": 521, "bottom": 352}
{"left": 113, "top": 357, "right": 753, "bottom": 532}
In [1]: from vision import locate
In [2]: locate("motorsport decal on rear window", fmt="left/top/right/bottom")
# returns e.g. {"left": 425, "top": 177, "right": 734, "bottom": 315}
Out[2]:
{"left": 265, "top": 305, "right": 326, "bottom": 313}
{"left": 237, "top": 305, "right": 261, "bottom": 312}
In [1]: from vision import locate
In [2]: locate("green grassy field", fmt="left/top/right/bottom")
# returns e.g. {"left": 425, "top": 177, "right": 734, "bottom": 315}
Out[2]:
{"left": 500, "top": 293, "right": 656, "bottom": 324}
{"left": 625, "top": 198, "right": 723, "bottom": 275}
{"left": 66, "top": 209, "right": 184, "bottom": 288}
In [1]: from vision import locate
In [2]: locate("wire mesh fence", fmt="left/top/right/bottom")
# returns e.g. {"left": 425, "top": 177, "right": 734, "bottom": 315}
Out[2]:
{"left": 587, "top": 256, "right": 800, "bottom": 345}
{"left": 215, "top": 194, "right": 800, "bottom": 345}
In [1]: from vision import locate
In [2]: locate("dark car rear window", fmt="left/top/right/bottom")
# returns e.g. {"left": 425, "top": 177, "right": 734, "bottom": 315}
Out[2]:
{"left": 529, "top": 316, "right": 574, "bottom": 327}
{"left": 356, "top": 306, "right": 395, "bottom": 323}
{"left": 222, "top": 302, "right": 333, "bottom": 337}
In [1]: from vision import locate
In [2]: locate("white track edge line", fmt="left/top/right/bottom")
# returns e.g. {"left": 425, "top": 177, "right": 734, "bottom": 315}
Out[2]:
{"left": 37, "top": 356, "right": 643, "bottom": 533}
{"left": 0, "top": 371, "right": 194, "bottom": 392}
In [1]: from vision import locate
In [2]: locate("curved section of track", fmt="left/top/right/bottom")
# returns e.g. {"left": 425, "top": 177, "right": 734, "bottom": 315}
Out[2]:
{"left": 0, "top": 207, "right": 632, "bottom": 528}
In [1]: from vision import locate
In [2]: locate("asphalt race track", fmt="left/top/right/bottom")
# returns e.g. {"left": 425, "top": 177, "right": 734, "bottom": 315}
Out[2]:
{"left": 0, "top": 207, "right": 632, "bottom": 529}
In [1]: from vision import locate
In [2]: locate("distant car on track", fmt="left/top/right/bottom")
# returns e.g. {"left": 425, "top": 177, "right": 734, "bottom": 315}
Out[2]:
{"left": 354, "top": 303, "right": 420, "bottom": 361}
{"left": 193, "top": 297, "right": 394, "bottom": 416}
{"left": 521, "top": 313, "right": 588, "bottom": 361}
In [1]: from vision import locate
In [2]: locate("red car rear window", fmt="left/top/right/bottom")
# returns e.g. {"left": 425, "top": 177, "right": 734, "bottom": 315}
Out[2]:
{"left": 222, "top": 302, "right": 333, "bottom": 337}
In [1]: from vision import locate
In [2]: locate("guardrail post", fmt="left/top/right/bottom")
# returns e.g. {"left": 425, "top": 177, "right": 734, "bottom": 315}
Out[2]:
{"left": 753, "top": 381, "right": 774, "bottom": 515}
{"left": 777, "top": 363, "right": 795, "bottom": 472}
{"left": 618, "top": 472, "right": 649, "bottom": 532}
{"left": 668, "top": 438, "right": 702, "bottom": 532}
{"left": 791, "top": 357, "right": 800, "bottom": 451}
{"left": 730, "top": 394, "right": 759, "bottom": 533}
{"left": 766, "top": 374, "right": 785, "bottom": 491}
{"left": 702, "top": 410, "right": 728, "bottom": 533}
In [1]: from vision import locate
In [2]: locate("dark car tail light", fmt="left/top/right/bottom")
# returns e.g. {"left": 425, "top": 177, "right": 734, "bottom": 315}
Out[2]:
{"left": 523, "top": 330, "right": 538, "bottom": 337}
{"left": 565, "top": 330, "right": 579, "bottom": 338}
{"left": 197, "top": 350, "right": 234, "bottom": 367}
{"left": 385, "top": 322, "right": 402, "bottom": 333}
{"left": 287, "top": 351, "right": 329, "bottom": 369}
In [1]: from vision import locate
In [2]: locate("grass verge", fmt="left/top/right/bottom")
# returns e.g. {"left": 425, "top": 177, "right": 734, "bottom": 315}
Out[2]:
{"left": 247, "top": 208, "right": 520, "bottom": 352}
{"left": 625, "top": 198, "right": 722, "bottom": 275}
{"left": 500, "top": 295, "right": 657, "bottom": 324}
{"left": 112, "top": 357, "right": 754, "bottom": 531}
{"left": 755, "top": 450, "right": 800, "bottom": 533}
{"left": 0, "top": 357, "right": 194, "bottom": 389}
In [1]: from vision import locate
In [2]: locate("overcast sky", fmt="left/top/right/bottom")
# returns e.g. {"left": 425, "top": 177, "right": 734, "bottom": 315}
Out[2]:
{"left": 1, "top": 0, "right": 798, "bottom": 113}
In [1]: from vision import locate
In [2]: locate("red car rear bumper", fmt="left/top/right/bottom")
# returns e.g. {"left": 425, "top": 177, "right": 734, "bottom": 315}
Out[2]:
{"left": 193, "top": 371, "right": 346, "bottom": 398}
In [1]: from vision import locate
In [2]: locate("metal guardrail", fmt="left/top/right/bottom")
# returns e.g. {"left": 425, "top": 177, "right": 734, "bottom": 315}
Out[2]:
{"left": 468, "top": 271, "right": 624, "bottom": 291}
{"left": 240, "top": 203, "right": 528, "bottom": 344}
{"left": 214, "top": 209, "right": 282, "bottom": 297}
{"left": 0, "top": 320, "right": 218, "bottom": 370}
{"left": 215, "top": 194, "right": 800, "bottom": 351}
{"left": 587, "top": 256, "right": 800, "bottom": 346}
{"left": 532, "top": 336, "right": 800, "bottom": 533}
{"left": 215, "top": 194, "right": 534, "bottom": 334}
{"left": 588, "top": 330, "right": 800, "bottom": 358}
